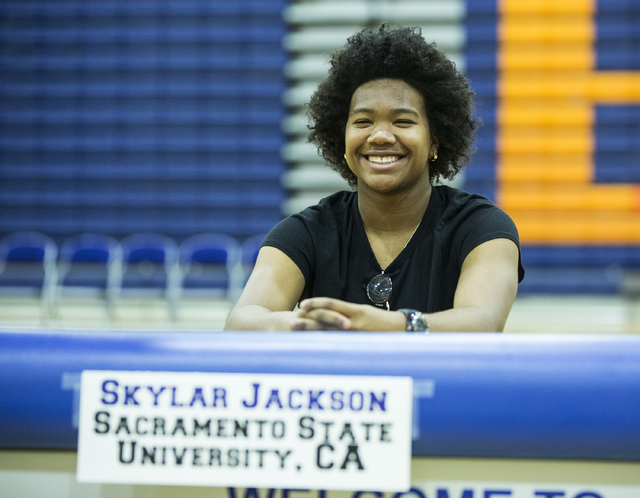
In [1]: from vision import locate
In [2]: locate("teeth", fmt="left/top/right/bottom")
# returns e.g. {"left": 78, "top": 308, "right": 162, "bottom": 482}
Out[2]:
{"left": 367, "top": 155, "right": 400, "bottom": 164}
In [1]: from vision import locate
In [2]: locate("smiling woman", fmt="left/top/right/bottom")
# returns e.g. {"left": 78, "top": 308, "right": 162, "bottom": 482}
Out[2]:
{"left": 224, "top": 24, "right": 525, "bottom": 333}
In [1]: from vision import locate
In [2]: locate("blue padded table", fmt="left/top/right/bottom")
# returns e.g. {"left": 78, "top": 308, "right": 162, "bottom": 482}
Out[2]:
{"left": 1, "top": 328, "right": 639, "bottom": 462}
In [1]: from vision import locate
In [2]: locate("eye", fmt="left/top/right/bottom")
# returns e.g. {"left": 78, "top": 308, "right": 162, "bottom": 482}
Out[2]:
{"left": 352, "top": 119, "right": 372, "bottom": 126}
{"left": 394, "top": 119, "right": 415, "bottom": 126}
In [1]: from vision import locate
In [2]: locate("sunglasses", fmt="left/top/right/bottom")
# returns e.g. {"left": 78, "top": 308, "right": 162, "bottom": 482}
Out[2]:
{"left": 366, "top": 272, "right": 392, "bottom": 310}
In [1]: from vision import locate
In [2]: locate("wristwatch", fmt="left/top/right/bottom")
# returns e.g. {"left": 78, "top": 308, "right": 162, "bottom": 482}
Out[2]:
{"left": 397, "top": 309, "right": 430, "bottom": 333}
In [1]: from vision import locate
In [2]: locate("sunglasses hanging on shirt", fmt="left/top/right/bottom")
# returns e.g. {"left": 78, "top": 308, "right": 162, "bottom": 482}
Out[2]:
{"left": 366, "top": 272, "right": 392, "bottom": 310}
{"left": 364, "top": 221, "right": 420, "bottom": 311}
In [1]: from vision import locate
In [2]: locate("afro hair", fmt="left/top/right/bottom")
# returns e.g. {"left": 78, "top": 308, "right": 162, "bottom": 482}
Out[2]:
{"left": 306, "top": 24, "right": 478, "bottom": 188}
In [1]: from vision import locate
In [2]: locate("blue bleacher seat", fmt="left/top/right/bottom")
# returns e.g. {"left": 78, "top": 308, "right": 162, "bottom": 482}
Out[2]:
{"left": 168, "top": 233, "right": 243, "bottom": 314}
{"left": 0, "top": 231, "right": 58, "bottom": 320}
{"left": 113, "top": 233, "right": 178, "bottom": 303}
{"left": 54, "top": 233, "right": 122, "bottom": 320}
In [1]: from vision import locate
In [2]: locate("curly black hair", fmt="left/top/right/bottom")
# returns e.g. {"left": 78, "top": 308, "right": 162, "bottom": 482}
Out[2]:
{"left": 306, "top": 24, "right": 477, "bottom": 188}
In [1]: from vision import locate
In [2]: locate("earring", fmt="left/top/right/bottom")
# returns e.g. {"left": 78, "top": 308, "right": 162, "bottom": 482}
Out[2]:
{"left": 344, "top": 153, "right": 347, "bottom": 161}
{"left": 431, "top": 151, "right": 438, "bottom": 162}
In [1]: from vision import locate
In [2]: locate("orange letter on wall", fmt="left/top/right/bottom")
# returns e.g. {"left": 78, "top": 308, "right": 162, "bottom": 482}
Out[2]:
{"left": 497, "top": 0, "right": 640, "bottom": 244}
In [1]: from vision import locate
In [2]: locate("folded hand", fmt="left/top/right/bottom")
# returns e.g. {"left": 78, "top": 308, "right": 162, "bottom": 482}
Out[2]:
{"left": 289, "top": 297, "right": 404, "bottom": 332}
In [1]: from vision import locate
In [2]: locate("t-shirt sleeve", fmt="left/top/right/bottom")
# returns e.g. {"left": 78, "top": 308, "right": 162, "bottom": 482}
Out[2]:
{"left": 456, "top": 202, "right": 525, "bottom": 283}
{"left": 261, "top": 211, "right": 316, "bottom": 285}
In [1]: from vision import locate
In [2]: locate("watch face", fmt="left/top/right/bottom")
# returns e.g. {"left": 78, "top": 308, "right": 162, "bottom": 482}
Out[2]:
{"left": 416, "top": 314, "right": 429, "bottom": 332}
{"left": 409, "top": 311, "right": 428, "bottom": 332}
{"left": 398, "top": 309, "right": 429, "bottom": 332}
{"left": 408, "top": 313, "right": 419, "bottom": 331}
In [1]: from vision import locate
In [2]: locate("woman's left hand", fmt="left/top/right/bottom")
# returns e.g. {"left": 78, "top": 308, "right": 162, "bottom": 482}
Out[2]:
{"left": 289, "top": 298, "right": 405, "bottom": 331}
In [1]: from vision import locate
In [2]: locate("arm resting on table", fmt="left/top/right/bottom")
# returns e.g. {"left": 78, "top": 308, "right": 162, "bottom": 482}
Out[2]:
{"left": 224, "top": 246, "right": 305, "bottom": 331}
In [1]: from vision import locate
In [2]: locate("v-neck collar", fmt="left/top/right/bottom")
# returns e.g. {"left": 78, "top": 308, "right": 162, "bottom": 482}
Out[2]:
{"left": 352, "top": 190, "right": 438, "bottom": 274}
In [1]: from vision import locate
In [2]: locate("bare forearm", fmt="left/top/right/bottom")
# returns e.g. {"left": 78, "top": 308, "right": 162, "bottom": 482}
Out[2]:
{"left": 357, "top": 306, "right": 506, "bottom": 333}
{"left": 224, "top": 305, "right": 297, "bottom": 331}
{"left": 424, "top": 305, "right": 507, "bottom": 332}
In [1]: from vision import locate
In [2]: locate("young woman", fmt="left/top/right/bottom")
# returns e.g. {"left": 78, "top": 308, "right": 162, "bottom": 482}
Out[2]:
{"left": 225, "top": 24, "right": 524, "bottom": 333}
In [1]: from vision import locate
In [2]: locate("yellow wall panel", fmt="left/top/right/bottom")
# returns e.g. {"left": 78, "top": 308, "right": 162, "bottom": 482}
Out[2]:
{"left": 499, "top": 0, "right": 594, "bottom": 14}
{"left": 498, "top": 185, "right": 638, "bottom": 211}
{"left": 498, "top": 154, "right": 592, "bottom": 183}
{"left": 500, "top": 49, "right": 593, "bottom": 70}
{"left": 499, "top": 126, "right": 591, "bottom": 154}
{"left": 589, "top": 72, "right": 640, "bottom": 101}
{"left": 500, "top": 73, "right": 592, "bottom": 98}
{"left": 509, "top": 213, "right": 640, "bottom": 244}
{"left": 499, "top": 102, "right": 592, "bottom": 126}
{"left": 499, "top": 18, "right": 593, "bottom": 43}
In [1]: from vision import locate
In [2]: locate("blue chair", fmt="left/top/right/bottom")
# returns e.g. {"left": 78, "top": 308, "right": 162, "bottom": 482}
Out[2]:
{"left": 112, "top": 234, "right": 178, "bottom": 318}
{"left": 0, "top": 231, "right": 58, "bottom": 321}
{"left": 55, "top": 233, "right": 122, "bottom": 321}
{"left": 170, "top": 233, "right": 243, "bottom": 312}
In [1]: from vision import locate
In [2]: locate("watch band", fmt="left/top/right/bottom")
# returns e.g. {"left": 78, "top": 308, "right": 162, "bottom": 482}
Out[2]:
{"left": 397, "top": 308, "right": 430, "bottom": 333}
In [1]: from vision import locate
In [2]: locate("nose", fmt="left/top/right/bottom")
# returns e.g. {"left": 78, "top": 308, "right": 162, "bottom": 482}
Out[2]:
{"left": 367, "top": 125, "right": 396, "bottom": 145}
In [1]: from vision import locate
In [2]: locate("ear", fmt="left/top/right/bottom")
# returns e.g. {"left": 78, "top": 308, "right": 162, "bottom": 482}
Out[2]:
{"left": 430, "top": 135, "right": 439, "bottom": 155}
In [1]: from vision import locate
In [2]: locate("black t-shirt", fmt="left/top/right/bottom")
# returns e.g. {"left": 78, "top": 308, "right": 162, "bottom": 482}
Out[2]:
{"left": 263, "top": 186, "right": 524, "bottom": 313}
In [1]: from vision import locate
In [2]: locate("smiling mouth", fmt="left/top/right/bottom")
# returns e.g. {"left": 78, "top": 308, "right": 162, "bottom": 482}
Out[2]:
{"left": 365, "top": 155, "right": 403, "bottom": 164}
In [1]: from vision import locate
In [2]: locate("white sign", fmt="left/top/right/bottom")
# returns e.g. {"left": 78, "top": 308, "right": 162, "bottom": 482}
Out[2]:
{"left": 77, "top": 371, "right": 413, "bottom": 491}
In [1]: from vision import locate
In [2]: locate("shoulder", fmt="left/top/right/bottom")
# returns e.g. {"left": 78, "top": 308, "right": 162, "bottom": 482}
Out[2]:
{"left": 283, "top": 190, "right": 355, "bottom": 231}
{"left": 434, "top": 185, "right": 498, "bottom": 211}
{"left": 263, "top": 191, "right": 355, "bottom": 243}
{"left": 433, "top": 186, "right": 515, "bottom": 228}
{"left": 431, "top": 185, "right": 519, "bottom": 249}
{"left": 260, "top": 190, "right": 355, "bottom": 288}
{"left": 301, "top": 190, "right": 354, "bottom": 220}
{"left": 433, "top": 186, "right": 524, "bottom": 282}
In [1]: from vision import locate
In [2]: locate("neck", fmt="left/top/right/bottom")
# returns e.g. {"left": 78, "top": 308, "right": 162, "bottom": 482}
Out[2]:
{"left": 357, "top": 183, "right": 432, "bottom": 235}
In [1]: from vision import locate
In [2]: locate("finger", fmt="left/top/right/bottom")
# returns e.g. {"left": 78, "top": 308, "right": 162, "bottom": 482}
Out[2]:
{"left": 294, "top": 307, "right": 351, "bottom": 330}
{"left": 289, "top": 317, "right": 348, "bottom": 331}
{"left": 299, "top": 297, "right": 356, "bottom": 316}
{"left": 289, "top": 318, "right": 321, "bottom": 330}
{"left": 300, "top": 308, "right": 350, "bottom": 330}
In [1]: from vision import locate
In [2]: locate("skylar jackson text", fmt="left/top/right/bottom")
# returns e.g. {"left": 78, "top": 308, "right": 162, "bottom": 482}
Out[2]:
{"left": 94, "top": 413, "right": 392, "bottom": 471}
